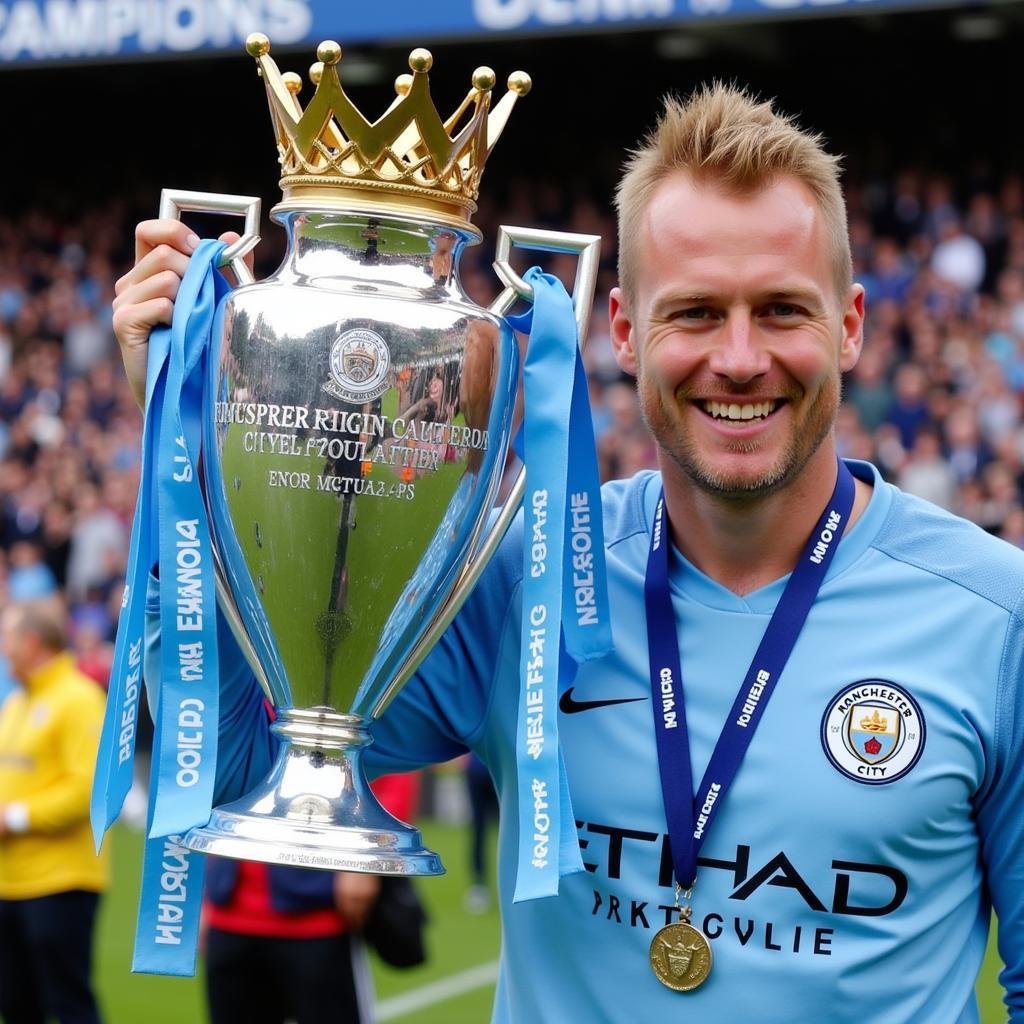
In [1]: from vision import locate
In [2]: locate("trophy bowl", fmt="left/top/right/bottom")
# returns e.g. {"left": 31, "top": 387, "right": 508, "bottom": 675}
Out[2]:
{"left": 191, "top": 203, "right": 513, "bottom": 874}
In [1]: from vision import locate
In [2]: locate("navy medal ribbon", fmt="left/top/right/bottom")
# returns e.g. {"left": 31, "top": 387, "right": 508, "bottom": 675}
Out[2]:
{"left": 645, "top": 460, "right": 856, "bottom": 890}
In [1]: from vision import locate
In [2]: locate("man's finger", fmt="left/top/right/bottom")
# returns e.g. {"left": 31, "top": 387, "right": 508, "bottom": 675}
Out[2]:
{"left": 112, "top": 269, "right": 182, "bottom": 314}
{"left": 135, "top": 218, "right": 199, "bottom": 266}
{"left": 113, "top": 294, "right": 174, "bottom": 347}
{"left": 113, "top": 297, "right": 174, "bottom": 409}
{"left": 116, "top": 243, "right": 192, "bottom": 296}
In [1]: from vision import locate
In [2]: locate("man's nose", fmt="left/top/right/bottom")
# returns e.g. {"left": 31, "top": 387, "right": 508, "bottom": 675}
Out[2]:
{"left": 706, "top": 317, "right": 771, "bottom": 383}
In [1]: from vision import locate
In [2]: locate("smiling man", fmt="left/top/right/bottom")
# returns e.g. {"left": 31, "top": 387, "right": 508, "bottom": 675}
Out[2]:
{"left": 113, "top": 84, "right": 1024, "bottom": 1022}
{"left": 371, "top": 86, "right": 1024, "bottom": 1022}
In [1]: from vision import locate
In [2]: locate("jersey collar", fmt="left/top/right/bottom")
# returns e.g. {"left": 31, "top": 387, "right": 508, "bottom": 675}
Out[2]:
{"left": 642, "top": 459, "right": 892, "bottom": 614}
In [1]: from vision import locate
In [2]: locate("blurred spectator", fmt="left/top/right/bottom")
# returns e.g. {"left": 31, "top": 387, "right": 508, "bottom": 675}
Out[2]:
{"left": 65, "top": 484, "right": 125, "bottom": 604}
{"left": 944, "top": 405, "right": 991, "bottom": 483}
{"left": 64, "top": 302, "right": 113, "bottom": 378}
{"left": 886, "top": 363, "right": 931, "bottom": 449}
{"left": 582, "top": 301, "right": 620, "bottom": 383}
{"left": 883, "top": 171, "right": 923, "bottom": 242}
{"left": 40, "top": 501, "right": 73, "bottom": 588}
{"left": 0, "top": 599, "right": 109, "bottom": 1024}
{"left": 203, "top": 772, "right": 421, "bottom": 1024}
{"left": 862, "top": 237, "right": 914, "bottom": 304}
{"left": 846, "top": 345, "right": 894, "bottom": 432}
{"left": 463, "top": 753, "right": 498, "bottom": 915}
{"left": 999, "top": 506, "right": 1024, "bottom": 548}
{"left": 974, "top": 361, "right": 1020, "bottom": 446}
{"left": 7, "top": 540, "right": 57, "bottom": 601}
{"left": 996, "top": 269, "right": 1024, "bottom": 340}
{"left": 922, "top": 176, "right": 959, "bottom": 241}
{"left": 932, "top": 218, "right": 986, "bottom": 294}
{"left": 70, "top": 604, "right": 115, "bottom": 689}
{"left": 1, "top": 459, "right": 41, "bottom": 544}
{"left": 898, "top": 430, "right": 958, "bottom": 510}
{"left": 979, "top": 461, "right": 1022, "bottom": 532}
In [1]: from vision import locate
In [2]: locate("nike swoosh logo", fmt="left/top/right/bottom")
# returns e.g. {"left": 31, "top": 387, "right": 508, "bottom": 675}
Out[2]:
{"left": 559, "top": 687, "right": 648, "bottom": 715}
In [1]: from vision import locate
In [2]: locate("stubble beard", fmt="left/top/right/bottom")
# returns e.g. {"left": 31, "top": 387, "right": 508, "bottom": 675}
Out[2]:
{"left": 637, "top": 373, "right": 840, "bottom": 504}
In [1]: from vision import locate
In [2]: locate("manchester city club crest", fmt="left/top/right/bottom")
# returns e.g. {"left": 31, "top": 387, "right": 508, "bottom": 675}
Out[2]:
{"left": 820, "top": 681, "right": 925, "bottom": 785}
{"left": 324, "top": 327, "right": 391, "bottom": 402}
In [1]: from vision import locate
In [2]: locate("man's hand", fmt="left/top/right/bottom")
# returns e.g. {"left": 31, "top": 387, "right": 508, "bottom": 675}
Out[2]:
{"left": 333, "top": 871, "right": 382, "bottom": 930}
{"left": 112, "top": 220, "right": 249, "bottom": 409}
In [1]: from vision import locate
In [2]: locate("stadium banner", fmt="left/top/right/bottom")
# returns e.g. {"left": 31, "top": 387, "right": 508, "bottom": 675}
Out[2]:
{"left": 1, "top": 0, "right": 939, "bottom": 65}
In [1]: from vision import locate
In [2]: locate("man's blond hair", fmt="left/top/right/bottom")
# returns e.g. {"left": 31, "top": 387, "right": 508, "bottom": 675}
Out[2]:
{"left": 615, "top": 83, "right": 851, "bottom": 305}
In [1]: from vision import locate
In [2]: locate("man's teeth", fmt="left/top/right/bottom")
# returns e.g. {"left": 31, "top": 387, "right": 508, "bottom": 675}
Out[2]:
{"left": 702, "top": 400, "right": 777, "bottom": 422}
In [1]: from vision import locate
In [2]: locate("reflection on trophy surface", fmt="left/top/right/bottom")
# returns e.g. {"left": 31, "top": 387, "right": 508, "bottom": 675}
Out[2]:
{"left": 171, "top": 33, "right": 599, "bottom": 876}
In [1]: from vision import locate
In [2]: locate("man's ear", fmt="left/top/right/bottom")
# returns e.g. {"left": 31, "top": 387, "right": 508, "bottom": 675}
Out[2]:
{"left": 839, "top": 283, "right": 866, "bottom": 374}
{"left": 609, "top": 287, "right": 639, "bottom": 376}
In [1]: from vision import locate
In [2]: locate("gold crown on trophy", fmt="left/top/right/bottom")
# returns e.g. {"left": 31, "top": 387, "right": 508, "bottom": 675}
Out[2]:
{"left": 245, "top": 33, "right": 531, "bottom": 231}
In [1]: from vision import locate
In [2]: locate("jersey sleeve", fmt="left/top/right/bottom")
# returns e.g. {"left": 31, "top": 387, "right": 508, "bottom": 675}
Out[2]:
{"left": 976, "top": 587, "right": 1024, "bottom": 1020}
{"left": 364, "top": 517, "right": 523, "bottom": 777}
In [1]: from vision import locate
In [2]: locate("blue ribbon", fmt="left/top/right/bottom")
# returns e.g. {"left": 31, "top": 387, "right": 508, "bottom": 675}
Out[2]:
{"left": 131, "top": 815, "right": 207, "bottom": 973}
{"left": 645, "top": 460, "right": 855, "bottom": 889}
{"left": 90, "top": 299, "right": 170, "bottom": 848}
{"left": 92, "top": 240, "right": 229, "bottom": 976}
{"left": 149, "top": 242, "right": 226, "bottom": 838}
{"left": 507, "top": 268, "right": 613, "bottom": 901}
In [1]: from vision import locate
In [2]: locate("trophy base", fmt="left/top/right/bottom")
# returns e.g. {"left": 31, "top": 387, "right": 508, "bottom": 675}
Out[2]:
{"left": 180, "top": 708, "right": 444, "bottom": 876}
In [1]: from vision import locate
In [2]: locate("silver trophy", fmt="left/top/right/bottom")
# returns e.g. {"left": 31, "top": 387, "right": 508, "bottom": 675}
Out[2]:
{"left": 164, "top": 35, "right": 601, "bottom": 875}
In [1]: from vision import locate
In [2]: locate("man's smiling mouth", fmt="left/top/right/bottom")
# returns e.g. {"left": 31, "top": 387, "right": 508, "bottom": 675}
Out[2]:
{"left": 698, "top": 399, "right": 780, "bottom": 423}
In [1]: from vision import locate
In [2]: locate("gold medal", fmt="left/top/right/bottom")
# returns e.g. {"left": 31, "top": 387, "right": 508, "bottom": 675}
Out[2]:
{"left": 649, "top": 919, "right": 713, "bottom": 991}
{"left": 649, "top": 887, "right": 712, "bottom": 992}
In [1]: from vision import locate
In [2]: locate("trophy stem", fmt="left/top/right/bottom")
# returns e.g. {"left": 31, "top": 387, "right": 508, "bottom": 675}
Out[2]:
{"left": 181, "top": 708, "right": 444, "bottom": 875}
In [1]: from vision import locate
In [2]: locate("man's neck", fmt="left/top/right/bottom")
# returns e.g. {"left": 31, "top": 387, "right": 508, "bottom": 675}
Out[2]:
{"left": 662, "top": 447, "right": 872, "bottom": 597}
{"left": 21, "top": 650, "right": 64, "bottom": 689}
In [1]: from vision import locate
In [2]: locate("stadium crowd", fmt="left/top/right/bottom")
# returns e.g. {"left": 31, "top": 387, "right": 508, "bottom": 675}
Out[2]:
{"left": 1, "top": 165, "right": 1024, "bottom": 688}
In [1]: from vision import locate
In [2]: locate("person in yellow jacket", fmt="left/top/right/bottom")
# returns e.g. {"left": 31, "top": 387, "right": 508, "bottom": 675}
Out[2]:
{"left": 0, "top": 599, "right": 109, "bottom": 1024}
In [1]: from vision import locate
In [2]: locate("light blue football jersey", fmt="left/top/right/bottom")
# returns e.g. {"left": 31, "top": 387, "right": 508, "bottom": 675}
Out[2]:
{"left": 367, "top": 460, "right": 1024, "bottom": 1023}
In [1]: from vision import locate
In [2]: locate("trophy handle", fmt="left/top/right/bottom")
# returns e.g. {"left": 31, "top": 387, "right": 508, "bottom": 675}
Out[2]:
{"left": 473, "top": 224, "right": 602, "bottom": 579}
{"left": 159, "top": 188, "right": 262, "bottom": 286}
{"left": 158, "top": 188, "right": 274, "bottom": 700}
{"left": 372, "top": 227, "right": 601, "bottom": 714}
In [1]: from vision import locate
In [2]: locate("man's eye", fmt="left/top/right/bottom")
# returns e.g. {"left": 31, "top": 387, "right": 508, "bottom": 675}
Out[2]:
{"left": 677, "top": 307, "right": 709, "bottom": 320}
{"left": 769, "top": 303, "right": 799, "bottom": 317}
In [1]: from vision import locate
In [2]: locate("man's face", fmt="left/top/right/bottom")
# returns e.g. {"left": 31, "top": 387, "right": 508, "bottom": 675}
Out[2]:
{"left": 610, "top": 172, "right": 864, "bottom": 501}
